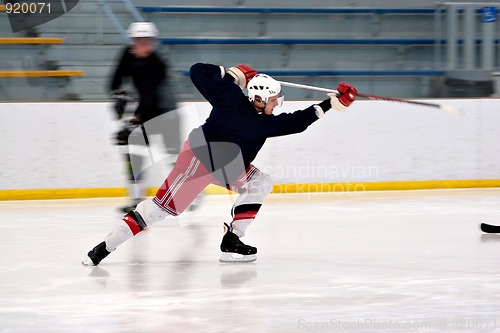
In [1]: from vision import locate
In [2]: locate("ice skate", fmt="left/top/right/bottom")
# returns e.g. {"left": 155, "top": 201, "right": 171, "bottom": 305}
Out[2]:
{"left": 82, "top": 241, "right": 110, "bottom": 266}
{"left": 121, "top": 199, "right": 142, "bottom": 214}
{"left": 220, "top": 223, "right": 257, "bottom": 263}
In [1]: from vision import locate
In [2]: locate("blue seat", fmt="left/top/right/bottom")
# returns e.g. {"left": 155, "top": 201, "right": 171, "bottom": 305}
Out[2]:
{"left": 176, "top": 69, "right": 445, "bottom": 76}
{"left": 160, "top": 38, "right": 440, "bottom": 45}
{"left": 138, "top": 7, "right": 437, "bottom": 14}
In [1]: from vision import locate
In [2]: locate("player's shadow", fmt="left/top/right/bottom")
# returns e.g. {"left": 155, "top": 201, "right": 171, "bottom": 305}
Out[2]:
{"left": 480, "top": 234, "right": 500, "bottom": 242}
{"left": 87, "top": 266, "right": 111, "bottom": 288}
{"left": 219, "top": 263, "right": 257, "bottom": 289}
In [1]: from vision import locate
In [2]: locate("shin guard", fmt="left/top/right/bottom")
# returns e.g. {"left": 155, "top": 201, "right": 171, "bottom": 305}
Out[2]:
{"left": 104, "top": 211, "right": 147, "bottom": 251}
{"left": 122, "top": 210, "right": 148, "bottom": 236}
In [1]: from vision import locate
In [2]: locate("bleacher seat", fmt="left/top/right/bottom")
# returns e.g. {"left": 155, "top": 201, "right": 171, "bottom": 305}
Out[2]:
{"left": 2, "top": 0, "right": 497, "bottom": 100}
{"left": 0, "top": 35, "right": 84, "bottom": 100}
{"left": 0, "top": 70, "right": 84, "bottom": 77}
{"left": 0, "top": 37, "right": 64, "bottom": 44}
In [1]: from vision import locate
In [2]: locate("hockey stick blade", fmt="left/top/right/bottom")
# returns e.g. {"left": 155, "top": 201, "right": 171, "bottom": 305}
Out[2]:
{"left": 439, "top": 104, "right": 460, "bottom": 116}
{"left": 480, "top": 223, "right": 500, "bottom": 233}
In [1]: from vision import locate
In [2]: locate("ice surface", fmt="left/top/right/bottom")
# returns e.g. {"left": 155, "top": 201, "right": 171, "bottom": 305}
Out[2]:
{"left": 1, "top": 189, "right": 500, "bottom": 332}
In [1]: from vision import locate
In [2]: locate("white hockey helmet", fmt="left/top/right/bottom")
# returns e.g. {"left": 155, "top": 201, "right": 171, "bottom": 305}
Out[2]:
{"left": 127, "top": 22, "right": 159, "bottom": 39}
{"left": 247, "top": 74, "right": 283, "bottom": 104}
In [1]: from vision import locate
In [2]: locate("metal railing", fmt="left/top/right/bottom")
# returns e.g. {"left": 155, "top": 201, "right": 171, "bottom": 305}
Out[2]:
{"left": 98, "top": 0, "right": 144, "bottom": 43}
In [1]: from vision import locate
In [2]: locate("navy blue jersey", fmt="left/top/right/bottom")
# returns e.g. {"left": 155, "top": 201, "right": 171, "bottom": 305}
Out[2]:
{"left": 189, "top": 63, "right": 321, "bottom": 169}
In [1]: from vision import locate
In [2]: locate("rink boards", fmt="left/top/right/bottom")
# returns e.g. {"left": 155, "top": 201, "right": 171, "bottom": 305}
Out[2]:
{"left": 1, "top": 99, "right": 499, "bottom": 200}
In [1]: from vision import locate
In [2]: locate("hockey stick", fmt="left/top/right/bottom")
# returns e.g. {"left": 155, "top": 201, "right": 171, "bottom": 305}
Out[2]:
{"left": 140, "top": 123, "right": 155, "bottom": 164}
{"left": 278, "top": 81, "right": 460, "bottom": 115}
{"left": 480, "top": 223, "right": 500, "bottom": 233}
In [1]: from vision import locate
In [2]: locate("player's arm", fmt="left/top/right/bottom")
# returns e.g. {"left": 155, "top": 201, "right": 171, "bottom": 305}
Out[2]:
{"left": 267, "top": 82, "right": 357, "bottom": 137}
{"left": 110, "top": 47, "right": 133, "bottom": 92}
{"left": 109, "top": 48, "right": 134, "bottom": 119}
{"left": 189, "top": 63, "right": 256, "bottom": 106}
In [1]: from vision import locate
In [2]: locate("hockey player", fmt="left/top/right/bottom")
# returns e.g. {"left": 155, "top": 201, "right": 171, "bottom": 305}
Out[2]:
{"left": 110, "top": 22, "right": 180, "bottom": 212}
{"left": 83, "top": 63, "right": 357, "bottom": 265}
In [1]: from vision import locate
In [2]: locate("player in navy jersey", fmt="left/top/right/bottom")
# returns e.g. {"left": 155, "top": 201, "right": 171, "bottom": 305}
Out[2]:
{"left": 83, "top": 63, "right": 357, "bottom": 264}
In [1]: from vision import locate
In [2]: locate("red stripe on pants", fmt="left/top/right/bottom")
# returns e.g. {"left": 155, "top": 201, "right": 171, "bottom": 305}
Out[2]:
{"left": 155, "top": 141, "right": 214, "bottom": 215}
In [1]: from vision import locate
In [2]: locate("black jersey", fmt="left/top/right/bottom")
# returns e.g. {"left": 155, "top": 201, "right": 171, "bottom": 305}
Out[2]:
{"left": 110, "top": 46, "right": 170, "bottom": 123}
{"left": 189, "top": 63, "right": 321, "bottom": 168}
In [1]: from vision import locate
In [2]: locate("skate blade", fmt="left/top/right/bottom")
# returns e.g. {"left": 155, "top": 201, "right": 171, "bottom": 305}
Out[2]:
{"left": 219, "top": 252, "right": 257, "bottom": 263}
{"left": 81, "top": 256, "right": 94, "bottom": 266}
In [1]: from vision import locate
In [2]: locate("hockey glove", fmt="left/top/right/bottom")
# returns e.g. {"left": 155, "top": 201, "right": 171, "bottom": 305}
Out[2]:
{"left": 115, "top": 122, "right": 139, "bottom": 145}
{"left": 329, "top": 82, "right": 357, "bottom": 111}
{"left": 227, "top": 64, "right": 257, "bottom": 89}
{"left": 111, "top": 89, "right": 129, "bottom": 119}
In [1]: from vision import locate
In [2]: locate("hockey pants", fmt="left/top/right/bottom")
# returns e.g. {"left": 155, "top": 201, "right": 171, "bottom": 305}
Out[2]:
{"left": 105, "top": 139, "right": 273, "bottom": 251}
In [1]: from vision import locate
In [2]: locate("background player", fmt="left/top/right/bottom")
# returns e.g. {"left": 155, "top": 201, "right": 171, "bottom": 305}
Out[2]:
{"left": 110, "top": 21, "right": 180, "bottom": 212}
{"left": 84, "top": 62, "right": 357, "bottom": 264}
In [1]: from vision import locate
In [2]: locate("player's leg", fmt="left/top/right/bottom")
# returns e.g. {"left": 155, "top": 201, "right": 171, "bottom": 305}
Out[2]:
{"left": 157, "top": 110, "right": 205, "bottom": 211}
{"left": 229, "top": 166, "right": 273, "bottom": 237}
{"left": 83, "top": 141, "right": 211, "bottom": 266}
{"left": 159, "top": 109, "right": 181, "bottom": 157}
{"left": 152, "top": 152, "right": 212, "bottom": 217}
{"left": 219, "top": 166, "right": 273, "bottom": 262}
{"left": 117, "top": 123, "right": 147, "bottom": 213}
{"left": 83, "top": 209, "right": 149, "bottom": 266}
{"left": 122, "top": 152, "right": 145, "bottom": 213}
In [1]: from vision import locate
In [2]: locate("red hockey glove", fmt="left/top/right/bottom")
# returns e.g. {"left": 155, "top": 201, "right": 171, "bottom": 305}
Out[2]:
{"left": 329, "top": 82, "right": 357, "bottom": 111}
{"left": 337, "top": 82, "right": 357, "bottom": 107}
{"left": 227, "top": 64, "right": 257, "bottom": 89}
